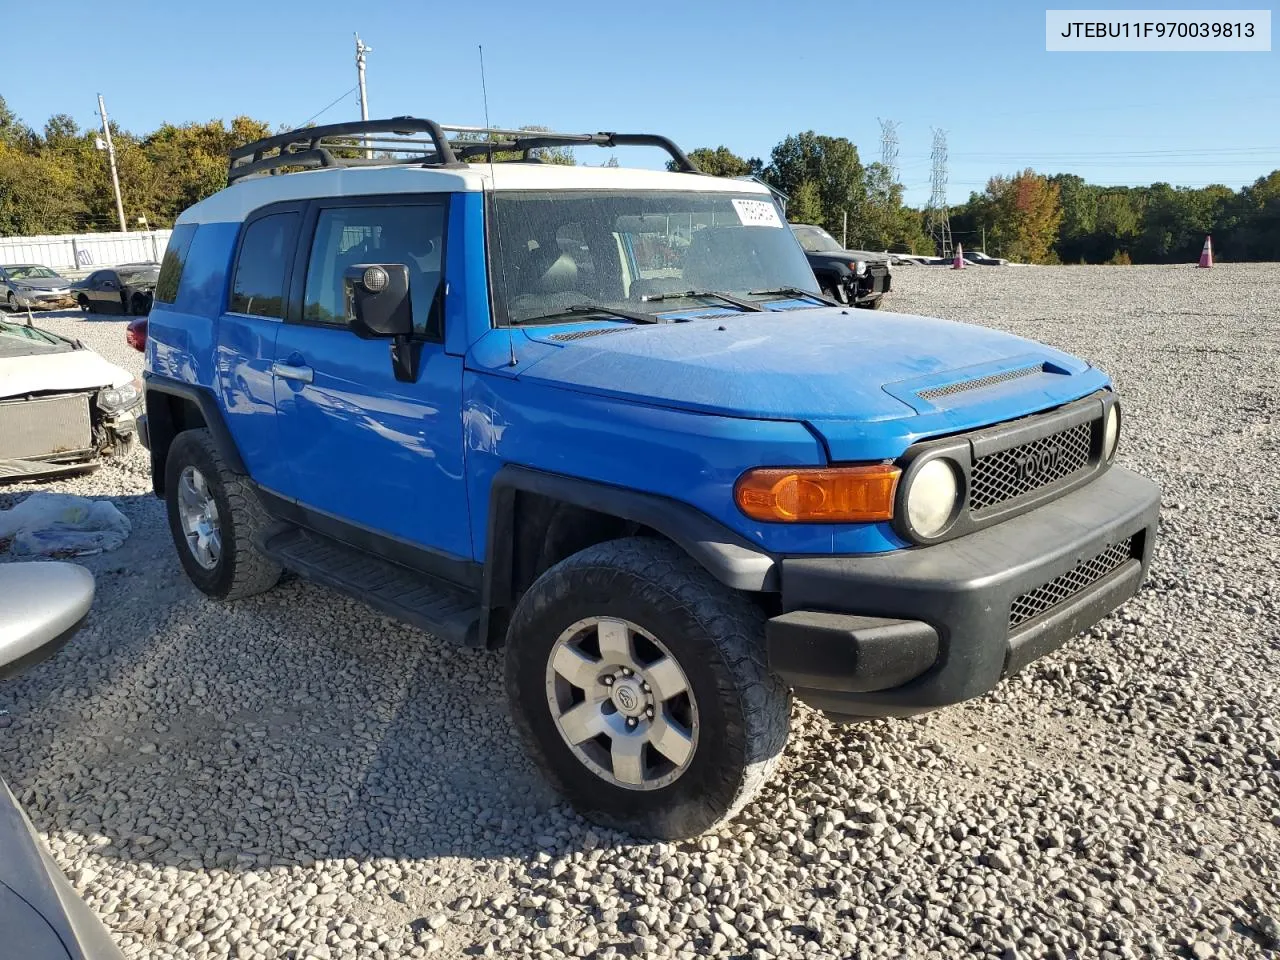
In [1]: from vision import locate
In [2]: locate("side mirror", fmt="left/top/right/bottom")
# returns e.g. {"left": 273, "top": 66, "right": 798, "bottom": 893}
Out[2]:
{"left": 344, "top": 264, "right": 412, "bottom": 339}
{"left": 0, "top": 563, "right": 94, "bottom": 681}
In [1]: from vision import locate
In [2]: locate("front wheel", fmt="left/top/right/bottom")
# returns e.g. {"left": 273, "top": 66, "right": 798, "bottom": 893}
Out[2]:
{"left": 78, "top": 295, "right": 92, "bottom": 313}
{"left": 505, "top": 538, "right": 791, "bottom": 839}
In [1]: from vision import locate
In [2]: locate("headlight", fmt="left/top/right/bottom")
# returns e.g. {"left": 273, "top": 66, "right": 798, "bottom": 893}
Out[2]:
{"left": 851, "top": 260, "right": 868, "bottom": 276}
{"left": 1103, "top": 404, "right": 1121, "bottom": 460}
{"left": 905, "top": 458, "right": 960, "bottom": 538}
{"left": 98, "top": 380, "right": 141, "bottom": 413}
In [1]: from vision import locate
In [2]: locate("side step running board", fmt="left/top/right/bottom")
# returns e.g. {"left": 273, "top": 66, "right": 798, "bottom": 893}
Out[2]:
{"left": 262, "top": 527, "right": 481, "bottom": 646}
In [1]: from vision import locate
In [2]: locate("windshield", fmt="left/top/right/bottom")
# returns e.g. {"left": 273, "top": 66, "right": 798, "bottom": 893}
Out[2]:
{"left": 490, "top": 190, "right": 818, "bottom": 324}
{"left": 790, "top": 225, "right": 843, "bottom": 253}
{"left": 5, "top": 265, "right": 62, "bottom": 281}
{"left": 0, "top": 319, "right": 73, "bottom": 357}
{"left": 119, "top": 267, "right": 160, "bottom": 284}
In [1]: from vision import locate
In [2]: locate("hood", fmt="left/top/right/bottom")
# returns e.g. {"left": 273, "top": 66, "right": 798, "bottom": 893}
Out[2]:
{"left": 9, "top": 277, "right": 71, "bottom": 292}
{"left": 516, "top": 309, "right": 1110, "bottom": 459}
{"left": 0, "top": 349, "right": 133, "bottom": 399}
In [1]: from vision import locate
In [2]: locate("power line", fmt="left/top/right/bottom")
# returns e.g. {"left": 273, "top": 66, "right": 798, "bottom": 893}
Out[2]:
{"left": 297, "top": 87, "right": 358, "bottom": 128}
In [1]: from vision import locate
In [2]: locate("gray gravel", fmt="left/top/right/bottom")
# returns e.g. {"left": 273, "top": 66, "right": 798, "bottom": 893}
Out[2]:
{"left": 1, "top": 265, "right": 1277, "bottom": 959}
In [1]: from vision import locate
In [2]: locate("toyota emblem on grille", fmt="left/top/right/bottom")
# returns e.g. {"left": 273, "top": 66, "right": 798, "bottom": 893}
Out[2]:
{"left": 1014, "top": 443, "right": 1062, "bottom": 482}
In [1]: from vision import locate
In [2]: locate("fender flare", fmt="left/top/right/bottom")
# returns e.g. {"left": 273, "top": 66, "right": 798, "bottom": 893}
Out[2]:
{"left": 480, "top": 465, "right": 779, "bottom": 642}
{"left": 143, "top": 374, "right": 247, "bottom": 491}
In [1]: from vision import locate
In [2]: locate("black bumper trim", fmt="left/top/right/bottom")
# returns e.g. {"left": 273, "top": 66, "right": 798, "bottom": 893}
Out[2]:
{"left": 774, "top": 466, "right": 1160, "bottom": 717}
{"left": 766, "top": 613, "right": 939, "bottom": 693}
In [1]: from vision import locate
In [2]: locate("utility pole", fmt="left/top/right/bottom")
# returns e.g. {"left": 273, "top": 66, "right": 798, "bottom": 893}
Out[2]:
{"left": 355, "top": 33, "right": 372, "bottom": 158}
{"left": 925, "top": 128, "right": 953, "bottom": 258}
{"left": 96, "top": 94, "right": 127, "bottom": 233}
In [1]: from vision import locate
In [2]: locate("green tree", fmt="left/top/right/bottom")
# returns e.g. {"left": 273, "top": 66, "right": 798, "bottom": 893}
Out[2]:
{"left": 787, "top": 180, "right": 823, "bottom": 224}
{"left": 764, "top": 132, "right": 867, "bottom": 242}
{"left": 982, "top": 169, "right": 1063, "bottom": 264}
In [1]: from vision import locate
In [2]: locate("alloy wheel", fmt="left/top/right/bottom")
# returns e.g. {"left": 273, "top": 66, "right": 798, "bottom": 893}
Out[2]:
{"left": 177, "top": 465, "right": 222, "bottom": 570}
{"left": 545, "top": 616, "right": 698, "bottom": 791}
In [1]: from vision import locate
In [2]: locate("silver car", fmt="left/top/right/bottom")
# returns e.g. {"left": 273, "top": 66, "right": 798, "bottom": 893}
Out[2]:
{"left": 1, "top": 264, "right": 77, "bottom": 312}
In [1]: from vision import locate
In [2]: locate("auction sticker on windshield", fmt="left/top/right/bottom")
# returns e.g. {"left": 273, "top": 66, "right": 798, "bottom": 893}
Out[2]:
{"left": 732, "top": 198, "right": 784, "bottom": 228}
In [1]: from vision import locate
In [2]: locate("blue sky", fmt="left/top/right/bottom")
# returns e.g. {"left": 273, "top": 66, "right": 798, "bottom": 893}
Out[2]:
{"left": 8, "top": 0, "right": 1277, "bottom": 205}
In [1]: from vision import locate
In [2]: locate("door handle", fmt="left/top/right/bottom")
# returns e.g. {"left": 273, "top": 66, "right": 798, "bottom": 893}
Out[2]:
{"left": 271, "top": 362, "right": 313, "bottom": 384}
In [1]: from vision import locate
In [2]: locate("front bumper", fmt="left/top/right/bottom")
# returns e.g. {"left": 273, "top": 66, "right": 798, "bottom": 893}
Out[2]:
{"left": 12, "top": 291, "right": 75, "bottom": 309}
{"left": 767, "top": 466, "right": 1160, "bottom": 719}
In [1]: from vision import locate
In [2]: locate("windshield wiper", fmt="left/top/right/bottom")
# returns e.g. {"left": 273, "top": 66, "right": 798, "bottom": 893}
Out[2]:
{"left": 519, "top": 303, "right": 665, "bottom": 325}
{"left": 747, "top": 287, "right": 838, "bottom": 306}
{"left": 639, "top": 290, "right": 764, "bottom": 312}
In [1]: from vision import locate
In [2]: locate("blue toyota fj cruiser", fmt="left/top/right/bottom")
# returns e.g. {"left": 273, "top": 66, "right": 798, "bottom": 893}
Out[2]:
{"left": 140, "top": 119, "right": 1160, "bottom": 838}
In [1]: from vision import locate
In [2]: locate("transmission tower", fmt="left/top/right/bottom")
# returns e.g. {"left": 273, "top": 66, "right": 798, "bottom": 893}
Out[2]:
{"left": 878, "top": 118, "right": 900, "bottom": 184}
{"left": 925, "top": 128, "right": 953, "bottom": 258}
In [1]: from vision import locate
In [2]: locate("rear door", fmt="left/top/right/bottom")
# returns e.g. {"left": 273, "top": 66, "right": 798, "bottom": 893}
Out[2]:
{"left": 214, "top": 203, "right": 303, "bottom": 493}
{"left": 269, "top": 195, "right": 471, "bottom": 561}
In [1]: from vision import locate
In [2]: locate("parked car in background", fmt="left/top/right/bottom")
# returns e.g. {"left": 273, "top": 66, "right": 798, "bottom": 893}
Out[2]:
{"left": 962, "top": 249, "right": 1009, "bottom": 266}
{"left": 789, "top": 223, "right": 891, "bottom": 308}
{"left": 0, "top": 265, "right": 76, "bottom": 313}
{"left": 74, "top": 263, "right": 160, "bottom": 315}
{"left": 1, "top": 318, "right": 141, "bottom": 481}
{"left": 0, "top": 562, "right": 124, "bottom": 959}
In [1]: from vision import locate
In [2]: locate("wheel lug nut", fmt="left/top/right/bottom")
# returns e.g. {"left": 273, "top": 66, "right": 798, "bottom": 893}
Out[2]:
{"left": 642, "top": 682, "right": 650, "bottom": 692}
{"left": 621, "top": 668, "right": 632, "bottom": 676}
{"left": 602, "top": 675, "right": 614, "bottom": 686}
{"left": 627, "top": 718, "right": 637, "bottom": 728}
{"left": 646, "top": 707, "right": 654, "bottom": 718}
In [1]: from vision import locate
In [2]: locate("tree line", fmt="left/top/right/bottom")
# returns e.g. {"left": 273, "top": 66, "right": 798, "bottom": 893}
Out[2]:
{"left": 1, "top": 94, "right": 1276, "bottom": 263}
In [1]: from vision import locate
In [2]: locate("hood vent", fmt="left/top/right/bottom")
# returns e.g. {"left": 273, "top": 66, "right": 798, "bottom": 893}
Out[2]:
{"left": 918, "top": 363, "right": 1045, "bottom": 401}
{"left": 548, "top": 327, "right": 630, "bottom": 343}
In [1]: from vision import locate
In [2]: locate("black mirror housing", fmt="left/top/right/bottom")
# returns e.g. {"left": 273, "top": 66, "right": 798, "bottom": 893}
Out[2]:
{"left": 344, "top": 264, "right": 413, "bottom": 339}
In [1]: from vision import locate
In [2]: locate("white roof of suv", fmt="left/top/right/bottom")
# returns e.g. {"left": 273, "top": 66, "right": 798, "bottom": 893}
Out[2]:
{"left": 178, "top": 163, "right": 772, "bottom": 226}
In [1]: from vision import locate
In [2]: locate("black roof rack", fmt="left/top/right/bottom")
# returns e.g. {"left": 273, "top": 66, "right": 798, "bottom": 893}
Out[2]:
{"left": 228, "top": 117, "right": 701, "bottom": 184}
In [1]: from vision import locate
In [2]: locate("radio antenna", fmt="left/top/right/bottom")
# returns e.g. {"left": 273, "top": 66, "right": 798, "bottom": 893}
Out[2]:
{"left": 478, "top": 44, "right": 517, "bottom": 367}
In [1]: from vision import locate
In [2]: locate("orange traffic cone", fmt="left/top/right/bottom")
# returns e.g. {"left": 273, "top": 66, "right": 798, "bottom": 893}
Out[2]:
{"left": 1197, "top": 235, "right": 1213, "bottom": 268}
{"left": 952, "top": 244, "right": 966, "bottom": 270}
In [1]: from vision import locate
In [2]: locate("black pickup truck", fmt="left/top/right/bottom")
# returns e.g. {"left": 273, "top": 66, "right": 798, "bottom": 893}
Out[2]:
{"left": 790, "top": 223, "right": 892, "bottom": 309}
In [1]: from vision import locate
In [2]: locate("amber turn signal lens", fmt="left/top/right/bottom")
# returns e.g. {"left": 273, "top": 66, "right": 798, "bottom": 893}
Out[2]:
{"left": 735, "top": 465, "right": 901, "bottom": 523}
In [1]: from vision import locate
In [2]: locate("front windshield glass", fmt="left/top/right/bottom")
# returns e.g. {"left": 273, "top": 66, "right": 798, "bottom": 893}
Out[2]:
{"left": 490, "top": 190, "right": 818, "bottom": 324}
{"left": 0, "top": 319, "right": 71, "bottom": 356}
{"left": 6, "top": 265, "right": 61, "bottom": 281}
{"left": 790, "top": 224, "right": 842, "bottom": 253}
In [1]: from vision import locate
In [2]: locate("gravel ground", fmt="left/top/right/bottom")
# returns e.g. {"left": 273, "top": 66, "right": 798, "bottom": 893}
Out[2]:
{"left": 1, "top": 265, "right": 1277, "bottom": 960}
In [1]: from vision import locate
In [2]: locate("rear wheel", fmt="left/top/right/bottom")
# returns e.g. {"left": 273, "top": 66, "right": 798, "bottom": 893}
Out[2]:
{"left": 164, "top": 429, "right": 281, "bottom": 599}
{"left": 505, "top": 537, "right": 791, "bottom": 838}
{"left": 6, "top": 292, "right": 17, "bottom": 312}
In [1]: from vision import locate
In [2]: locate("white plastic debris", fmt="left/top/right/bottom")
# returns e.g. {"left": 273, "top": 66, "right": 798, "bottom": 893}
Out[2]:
{"left": 0, "top": 492, "right": 131, "bottom": 557}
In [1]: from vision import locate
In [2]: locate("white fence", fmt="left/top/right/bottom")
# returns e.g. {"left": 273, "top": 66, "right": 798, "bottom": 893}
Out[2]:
{"left": 0, "top": 230, "right": 172, "bottom": 274}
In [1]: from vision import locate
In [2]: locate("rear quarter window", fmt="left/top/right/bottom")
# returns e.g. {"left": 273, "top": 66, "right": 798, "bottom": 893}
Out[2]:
{"left": 154, "top": 223, "right": 198, "bottom": 304}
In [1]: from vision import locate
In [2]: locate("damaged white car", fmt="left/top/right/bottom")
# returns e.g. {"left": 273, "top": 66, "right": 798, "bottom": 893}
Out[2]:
{"left": 0, "top": 318, "right": 141, "bottom": 481}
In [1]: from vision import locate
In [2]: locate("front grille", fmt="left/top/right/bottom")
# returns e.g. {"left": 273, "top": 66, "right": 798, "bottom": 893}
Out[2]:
{"left": 0, "top": 393, "right": 93, "bottom": 460}
{"left": 970, "top": 420, "right": 1093, "bottom": 513}
{"left": 919, "top": 364, "right": 1045, "bottom": 401}
{"left": 548, "top": 328, "right": 627, "bottom": 342}
{"left": 1009, "top": 537, "right": 1135, "bottom": 629}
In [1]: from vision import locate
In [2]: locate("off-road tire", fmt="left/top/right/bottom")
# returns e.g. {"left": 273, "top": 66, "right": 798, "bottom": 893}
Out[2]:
{"left": 505, "top": 537, "right": 791, "bottom": 839}
{"left": 164, "top": 429, "right": 281, "bottom": 600}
